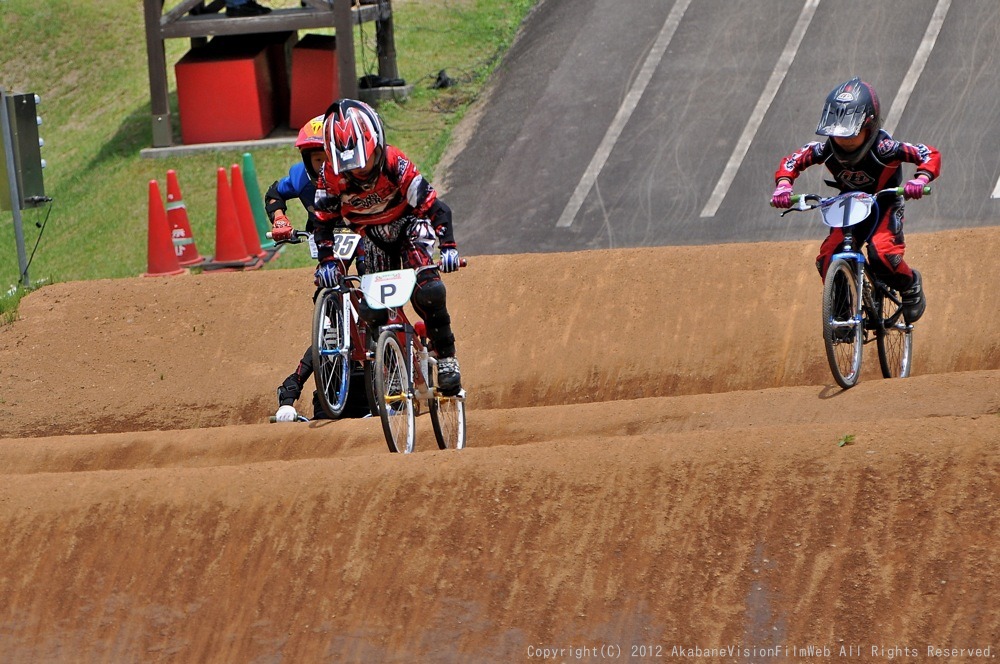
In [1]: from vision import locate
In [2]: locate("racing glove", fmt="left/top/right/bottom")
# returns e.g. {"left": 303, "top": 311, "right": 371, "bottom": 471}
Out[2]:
{"left": 903, "top": 176, "right": 929, "bottom": 200}
{"left": 440, "top": 247, "right": 461, "bottom": 273}
{"left": 315, "top": 262, "right": 341, "bottom": 288}
{"left": 770, "top": 181, "right": 794, "bottom": 208}
{"left": 275, "top": 405, "right": 298, "bottom": 423}
{"left": 271, "top": 211, "right": 293, "bottom": 242}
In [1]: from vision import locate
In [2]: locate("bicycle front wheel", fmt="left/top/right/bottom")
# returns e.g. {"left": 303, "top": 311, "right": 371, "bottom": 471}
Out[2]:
{"left": 822, "top": 259, "right": 863, "bottom": 389}
{"left": 312, "top": 289, "right": 351, "bottom": 418}
{"left": 876, "top": 288, "right": 913, "bottom": 378}
{"left": 430, "top": 390, "right": 466, "bottom": 450}
{"left": 375, "top": 328, "right": 415, "bottom": 453}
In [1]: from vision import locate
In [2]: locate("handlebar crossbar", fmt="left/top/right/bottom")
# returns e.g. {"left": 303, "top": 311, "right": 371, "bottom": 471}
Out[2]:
{"left": 782, "top": 185, "right": 931, "bottom": 216}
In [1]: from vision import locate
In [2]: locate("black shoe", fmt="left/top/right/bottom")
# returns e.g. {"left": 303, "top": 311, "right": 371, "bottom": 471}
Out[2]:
{"left": 311, "top": 391, "right": 331, "bottom": 420}
{"left": 226, "top": 0, "right": 271, "bottom": 17}
{"left": 436, "top": 357, "right": 462, "bottom": 396}
{"left": 190, "top": 0, "right": 224, "bottom": 15}
{"left": 901, "top": 270, "right": 926, "bottom": 324}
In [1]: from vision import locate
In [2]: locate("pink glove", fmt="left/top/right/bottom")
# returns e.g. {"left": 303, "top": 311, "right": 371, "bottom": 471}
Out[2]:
{"left": 903, "top": 177, "right": 928, "bottom": 200}
{"left": 271, "top": 212, "right": 293, "bottom": 242}
{"left": 771, "top": 181, "right": 794, "bottom": 208}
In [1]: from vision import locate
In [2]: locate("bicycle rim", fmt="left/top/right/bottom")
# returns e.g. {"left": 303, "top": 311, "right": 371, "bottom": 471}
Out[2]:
{"left": 822, "top": 260, "right": 863, "bottom": 389}
{"left": 312, "top": 290, "right": 351, "bottom": 417}
{"left": 876, "top": 289, "right": 913, "bottom": 378}
{"left": 375, "top": 329, "right": 414, "bottom": 453}
{"left": 430, "top": 393, "right": 466, "bottom": 450}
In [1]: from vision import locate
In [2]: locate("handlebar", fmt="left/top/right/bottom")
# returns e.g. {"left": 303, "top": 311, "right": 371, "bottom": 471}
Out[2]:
{"left": 784, "top": 185, "right": 931, "bottom": 213}
{"left": 789, "top": 185, "right": 931, "bottom": 206}
{"left": 265, "top": 229, "right": 312, "bottom": 245}
{"left": 414, "top": 258, "right": 468, "bottom": 275}
{"left": 265, "top": 227, "right": 469, "bottom": 271}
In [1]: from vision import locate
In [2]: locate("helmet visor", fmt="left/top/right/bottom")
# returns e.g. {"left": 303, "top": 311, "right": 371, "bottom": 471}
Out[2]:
{"left": 328, "top": 113, "right": 372, "bottom": 175}
{"left": 815, "top": 102, "right": 867, "bottom": 138}
{"left": 332, "top": 145, "right": 367, "bottom": 175}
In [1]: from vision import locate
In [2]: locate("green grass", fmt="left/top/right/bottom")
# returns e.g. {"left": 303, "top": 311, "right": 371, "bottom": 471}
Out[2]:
{"left": 0, "top": 288, "right": 24, "bottom": 325}
{"left": 0, "top": 0, "right": 535, "bottom": 293}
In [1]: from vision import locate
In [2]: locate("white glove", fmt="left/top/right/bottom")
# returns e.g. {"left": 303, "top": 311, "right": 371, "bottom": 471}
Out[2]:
{"left": 275, "top": 405, "right": 299, "bottom": 422}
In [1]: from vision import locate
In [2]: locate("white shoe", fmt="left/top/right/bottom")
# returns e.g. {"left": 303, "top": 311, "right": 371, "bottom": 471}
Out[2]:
{"left": 274, "top": 405, "right": 299, "bottom": 422}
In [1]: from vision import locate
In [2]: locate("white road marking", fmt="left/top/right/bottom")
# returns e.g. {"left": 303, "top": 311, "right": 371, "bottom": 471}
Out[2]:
{"left": 883, "top": 0, "right": 951, "bottom": 134}
{"left": 555, "top": 0, "right": 692, "bottom": 228}
{"left": 699, "top": 0, "right": 820, "bottom": 218}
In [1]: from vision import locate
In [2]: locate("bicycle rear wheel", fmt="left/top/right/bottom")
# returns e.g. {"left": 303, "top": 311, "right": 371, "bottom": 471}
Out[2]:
{"left": 430, "top": 389, "right": 466, "bottom": 450}
{"left": 876, "top": 287, "right": 913, "bottom": 378}
{"left": 312, "top": 289, "right": 351, "bottom": 418}
{"left": 822, "top": 259, "right": 863, "bottom": 389}
{"left": 375, "top": 328, "right": 415, "bottom": 453}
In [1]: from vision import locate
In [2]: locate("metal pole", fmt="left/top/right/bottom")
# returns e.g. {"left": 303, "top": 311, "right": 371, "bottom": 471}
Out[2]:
{"left": 0, "top": 87, "right": 30, "bottom": 288}
{"left": 376, "top": 2, "right": 398, "bottom": 80}
{"left": 143, "top": 0, "right": 174, "bottom": 147}
{"left": 335, "top": 0, "right": 358, "bottom": 99}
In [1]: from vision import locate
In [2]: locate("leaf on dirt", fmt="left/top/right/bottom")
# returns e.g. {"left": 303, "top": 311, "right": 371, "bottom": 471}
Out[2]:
{"left": 837, "top": 434, "right": 856, "bottom": 447}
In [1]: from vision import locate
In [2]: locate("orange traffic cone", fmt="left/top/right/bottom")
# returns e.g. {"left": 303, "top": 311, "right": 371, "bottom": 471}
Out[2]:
{"left": 230, "top": 163, "right": 266, "bottom": 260}
{"left": 203, "top": 167, "right": 259, "bottom": 271}
{"left": 143, "top": 179, "right": 185, "bottom": 277}
{"left": 165, "top": 169, "right": 205, "bottom": 266}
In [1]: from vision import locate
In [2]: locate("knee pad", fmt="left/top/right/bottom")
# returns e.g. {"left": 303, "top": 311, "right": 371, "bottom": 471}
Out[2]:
{"left": 412, "top": 275, "right": 455, "bottom": 356}
{"left": 413, "top": 274, "right": 447, "bottom": 313}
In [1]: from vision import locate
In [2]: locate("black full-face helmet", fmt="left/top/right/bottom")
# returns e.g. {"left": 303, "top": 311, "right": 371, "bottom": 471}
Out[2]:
{"left": 815, "top": 77, "right": 882, "bottom": 166}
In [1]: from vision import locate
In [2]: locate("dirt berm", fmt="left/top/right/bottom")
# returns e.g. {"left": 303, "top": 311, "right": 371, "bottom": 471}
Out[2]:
{"left": 1, "top": 230, "right": 998, "bottom": 662}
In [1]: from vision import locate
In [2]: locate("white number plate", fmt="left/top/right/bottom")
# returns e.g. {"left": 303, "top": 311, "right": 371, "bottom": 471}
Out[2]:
{"left": 331, "top": 232, "right": 362, "bottom": 259}
{"left": 820, "top": 193, "right": 874, "bottom": 228}
{"left": 360, "top": 269, "right": 417, "bottom": 309}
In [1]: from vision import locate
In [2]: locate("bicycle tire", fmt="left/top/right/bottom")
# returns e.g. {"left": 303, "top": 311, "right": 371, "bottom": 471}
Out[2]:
{"left": 430, "top": 385, "right": 466, "bottom": 450}
{"left": 312, "top": 289, "right": 351, "bottom": 418}
{"left": 822, "top": 259, "right": 863, "bottom": 389}
{"left": 875, "top": 287, "right": 913, "bottom": 378}
{"left": 375, "top": 328, "right": 415, "bottom": 453}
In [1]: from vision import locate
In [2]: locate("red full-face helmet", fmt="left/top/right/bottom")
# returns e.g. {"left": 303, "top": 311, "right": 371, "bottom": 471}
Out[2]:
{"left": 295, "top": 114, "right": 326, "bottom": 179}
{"left": 323, "top": 99, "right": 385, "bottom": 186}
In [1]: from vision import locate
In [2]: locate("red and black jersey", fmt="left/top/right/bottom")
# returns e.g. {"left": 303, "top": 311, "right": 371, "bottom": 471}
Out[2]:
{"left": 314, "top": 145, "right": 437, "bottom": 227}
{"left": 775, "top": 129, "right": 941, "bottom": 193}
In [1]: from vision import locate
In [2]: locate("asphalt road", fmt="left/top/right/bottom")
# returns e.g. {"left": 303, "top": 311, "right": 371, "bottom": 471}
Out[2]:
{"left": 441, "top": 0, "right": 1000, "bottom": 255}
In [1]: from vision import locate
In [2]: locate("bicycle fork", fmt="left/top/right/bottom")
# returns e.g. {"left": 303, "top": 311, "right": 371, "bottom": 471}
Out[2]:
{"left": 320, "top": 289, "right": 353, "bottom": 362}
{"left": 831, "top": 251, "right": 866, "bottom": 337}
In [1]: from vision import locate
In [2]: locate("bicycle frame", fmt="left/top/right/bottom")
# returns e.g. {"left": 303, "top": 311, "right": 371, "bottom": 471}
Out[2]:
{"left": 360, "top": 266, "right": 439, "bottom": 402}
{"left": 780, "top": 186, "right": 924, "bottom": 387}
{"left": 361, "top": 263, "right": 467, "bottom": 453}
{"left": 270, "top": 228, "right": 369, "bottom": 416}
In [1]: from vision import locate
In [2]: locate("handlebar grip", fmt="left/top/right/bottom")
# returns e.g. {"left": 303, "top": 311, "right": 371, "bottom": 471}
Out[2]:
{"left": 895, "top": 185, "right": 932, "bottom": 196}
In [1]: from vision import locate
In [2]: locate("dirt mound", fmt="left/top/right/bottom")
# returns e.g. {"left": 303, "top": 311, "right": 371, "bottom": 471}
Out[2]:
{"left": 1, "top": 231, "right": 998, "bottom": 661}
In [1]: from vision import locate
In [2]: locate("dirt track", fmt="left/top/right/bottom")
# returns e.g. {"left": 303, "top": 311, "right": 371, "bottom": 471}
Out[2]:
{"left": 1, "top": 230, "right": 999, "bottom": 662}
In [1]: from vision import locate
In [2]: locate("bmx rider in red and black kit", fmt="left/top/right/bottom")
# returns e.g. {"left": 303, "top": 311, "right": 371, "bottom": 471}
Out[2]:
{"left": 770, "top": 77, "right": 940, "bottom": 324}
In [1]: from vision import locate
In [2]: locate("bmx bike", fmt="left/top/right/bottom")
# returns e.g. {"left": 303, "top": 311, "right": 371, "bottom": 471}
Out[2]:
{"left": 359, "top": 263, "right": 468, "bottom": 453}
{"left": 780, "top": 185, "right": 929, "bottom": 389}
{"left": 269, "top": 223, "right": 374, "bottom": 419}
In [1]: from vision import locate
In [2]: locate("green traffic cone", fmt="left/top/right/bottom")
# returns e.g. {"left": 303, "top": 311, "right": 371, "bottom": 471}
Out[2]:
{"left": 241, "top": 152, "right": 276, "bottom": 250}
